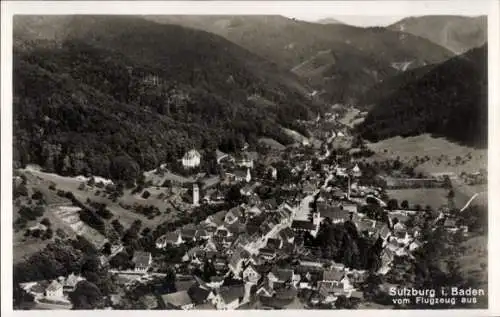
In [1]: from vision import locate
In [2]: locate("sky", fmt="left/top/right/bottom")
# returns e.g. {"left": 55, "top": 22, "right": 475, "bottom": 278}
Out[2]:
{"left": 292, "top": 15, "right": 408, "bottom": 27}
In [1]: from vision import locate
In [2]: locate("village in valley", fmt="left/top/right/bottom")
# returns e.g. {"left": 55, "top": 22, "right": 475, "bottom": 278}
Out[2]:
{"left": 12, "top": 104, "right": 488, "bottom": 310}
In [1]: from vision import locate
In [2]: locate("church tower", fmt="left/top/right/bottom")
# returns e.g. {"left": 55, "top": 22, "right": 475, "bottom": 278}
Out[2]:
{"left": 193, "top": 183, "right": 199, "bottom": 206}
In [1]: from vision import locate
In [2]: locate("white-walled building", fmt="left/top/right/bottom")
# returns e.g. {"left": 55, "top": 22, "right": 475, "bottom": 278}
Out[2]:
{"left": 182, "top": 149, "right": 201, "bottom": 168}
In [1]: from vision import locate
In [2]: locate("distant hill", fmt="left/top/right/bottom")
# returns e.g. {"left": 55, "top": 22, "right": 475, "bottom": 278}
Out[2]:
{"left": 315, "top": 17, "right": 344, "bottom": 25}
{"left": 145, "top": 15, "right": 455, "bottom": 104}
{"left": 13, "top": 15, "right": 321, "bottom": 182}
{"left": 356, "top": 44, "right": 487, "bottom": 148}
{"left": 389, "top": 15, "right": 487, "bottom": 54}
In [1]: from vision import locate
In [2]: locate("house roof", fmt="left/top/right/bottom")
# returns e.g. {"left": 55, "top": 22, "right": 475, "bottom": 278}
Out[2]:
{"left": 229, "top": 248, "right": 249, "bottom": 269}
{"left": 259, "top": 248, "right": 276, "bottom": 256}
{"left": 161, "top": 290, "right": 193, "bottom": 308}
{"left": 266, "top": 238, "right": 282, "bottom": 250}
{"left": 158, "top": 231, "right": 180, "bottom": 242}
{"left": 188, "top": 284, "right": 212, "bottom": 305}
{"left": 356, "top": 218, "right": 375, "bottom": 231}
{"left": 194, "top": 229, "right": 209, "bottom": 239}
{"left": 233, "top": 168, "right": 249, "bottom": 178}
{"left": 46, "top": 280, "right": 63, "bottom": 292}
{"left": 279, "top": 227, "right": 295, "bottom": 241}
{"left": 320, "top": 206, "right": 350, "bottom": 220}
{"left": 183, "top": 149, "right": 201, "bottom": 160}
{"left": 219, "top": 285, "right": 245, "bottom": 303}
{"left": 210, "top": 275, "right": 225, "bottom": 283}
{"left": 318, "top": 281, "right": 343, "bottom": 295}
{"left": 64, "top": 273, "right": 81, "bottom": 288}
{"left": 181, "top": 228, "right": 197, "bottom": 239}
{"left": 263, "top": 198, "right": 278, "bottom": 209}
{"left": 291, "top": 220, "right": 315, "bottom": 230}
{"left": 132, "top": 251, "right": 151, "bottom": 267}
{"left": 216, "top": 149, "right": 228, "bottom": 161}
{"left": 322, "top": 269, "right": 344, "bottom": 281}
{"left": 444, "top": 218, "right": 457, "bottom": 227}
{"left": 228, "top": 222, "right": 246, "bottom": 235}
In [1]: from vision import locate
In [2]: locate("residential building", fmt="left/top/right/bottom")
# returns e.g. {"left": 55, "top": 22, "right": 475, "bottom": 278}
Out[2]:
{"left": 229, "top": 168, "right": 251, "bottom": 183}
{"left": 45, "top": 280, "right": 64, "bottom": 300}
{"left": 216, "top": 149, "right": 229, "bottom": 164}
{"left": 243, "top": 264, "right": 261, "bottom": 284}
{"left": 213, "top": 285, "right": 245, "bottom": 310}
{"left": 156, "top": 231, "right": 183, "bottom": 248}
{"left": 188, "top": 284, "right": 215, "bottom": 305}
{"left": 182, "top": 149, "right": 201, "bottom": 168}
{"left": 63, "top": 273, "right": 84, "bottom": 293}
{"left": 132, "top": 251, "right": 152, "bottom": 273}
{"left": 161, "top": 290, "right": 194, "bottom": 310}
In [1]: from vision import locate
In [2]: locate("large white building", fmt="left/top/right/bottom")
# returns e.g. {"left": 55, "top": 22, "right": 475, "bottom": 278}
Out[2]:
{"left": 182, "top": 149, "right": 201, "bottom": 168}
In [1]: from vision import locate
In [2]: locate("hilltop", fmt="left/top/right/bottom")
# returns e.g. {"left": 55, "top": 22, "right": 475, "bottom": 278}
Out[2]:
{"left": 389, "top": 15, "right": 487, "bottom": 54}
{"left": 356, "top": 44, "right": 487, "bottom": 148}
{"left": 13, "top": 15, "right": 320, "bottom": 182}
{"left": 145, "top": 15, "right": 455, "bottom": 104}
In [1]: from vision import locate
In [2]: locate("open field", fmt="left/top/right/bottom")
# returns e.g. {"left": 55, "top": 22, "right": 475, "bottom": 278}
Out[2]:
{"left": 366, "top": 134, "right": 487, "bottom": 175}
{"left": 258, "top": 137, "right": 286, "bottom": 151}
{"left": 18, "top": 167, "right": 184, "bottom": 230}
{"left": 386, "top": 188, "right": 449, "bottom": 210}
{"left": 338, "top": 107, "right": 361, "bottom": 128}
{"left": 143, "top": 168, "right": 194, "bottom": 187}
{"left": 440, "top": 234, "right": 488, "bottom": 307}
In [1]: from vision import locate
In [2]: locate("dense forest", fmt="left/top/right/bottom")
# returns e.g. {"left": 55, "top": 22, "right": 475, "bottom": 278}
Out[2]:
{"left": 13, "top": 16, "right": 322, "bottom": 182}
{"left": 356, "top": 44, "right": 487, "bottom": 148}
{"left": 147, "top": 15, "right": 455, "bottom": 104}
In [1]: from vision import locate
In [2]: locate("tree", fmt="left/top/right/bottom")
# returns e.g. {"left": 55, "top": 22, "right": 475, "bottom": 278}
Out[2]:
{"left": 226, "top": 184, "right": 243, "bottom": 204}
{"left": 109, "top": 251, "right": 133, "bottom": 270}
{"left": 401, "top": 200, "right": 409, "bottom": 210}
{"left": 13, "top": 283, "right": 34, "bottom": 309}
{"left": 69, "top": 281, "right": 104, "bottom": 309}
{"left": 40, "top": 218, "right": 51, "bottom": 227}
{"left": 141, "top": 190, "right": 151, "bottom": 199}
{"left": 43, "top": 228, "right": 53, "bottom": 240}
{"left": 387, "top": 199, "right": 398, "bottom": 211}
{"left": 447, "top": 189, "right": 455, "bottom": 199}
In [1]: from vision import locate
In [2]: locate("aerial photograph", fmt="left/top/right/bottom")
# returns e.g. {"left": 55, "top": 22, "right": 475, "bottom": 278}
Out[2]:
{"left": 10, "top": 11, "right": 488, "bottom": 310}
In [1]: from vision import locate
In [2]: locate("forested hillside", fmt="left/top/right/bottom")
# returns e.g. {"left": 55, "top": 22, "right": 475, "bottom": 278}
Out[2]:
{"left": 389, "top": 15, "right": 487, "bottom": 54}
{"left": 356, "top": 44, "right": 487, "bottom": 148}
{"left": 146, "top": 15, "right": 455, "bottom": 104}
{"left": 13, "top": 16, "right": 320, "bottom": 183}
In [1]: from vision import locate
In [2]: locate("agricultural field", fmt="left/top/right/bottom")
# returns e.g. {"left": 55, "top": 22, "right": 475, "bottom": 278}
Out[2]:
{"left": 386, "top": 188, "right": 449, "bottom": 210}
{"left": 366, "top": 134, "right": 487, "bottom": 175}
{"left": 17, "top": 167, "right": 186, "bottom": 230}
{"left": 258, "top": 137, "right": 286, "bottom": 151}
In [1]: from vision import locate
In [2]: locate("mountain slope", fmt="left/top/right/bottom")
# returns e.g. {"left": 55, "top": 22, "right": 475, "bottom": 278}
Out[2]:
{"left": 13, "top": 15, "right": 320, "bottom": 182}
{"left": 389, "top": 15, "right": 487, "bottom": 54}
{"left": 356, "top": 44, "right": 487, "bottom": 148}
{"left": 145, "top": 15, "right": 455, "bottom": 104}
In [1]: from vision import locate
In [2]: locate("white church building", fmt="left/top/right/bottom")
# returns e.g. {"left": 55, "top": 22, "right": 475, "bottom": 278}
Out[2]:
{"left": 182, "top": 149, "right": 201, "bottom": 168}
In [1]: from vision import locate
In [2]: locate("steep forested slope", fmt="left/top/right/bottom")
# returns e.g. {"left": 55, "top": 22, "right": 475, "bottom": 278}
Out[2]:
{"left": 389, "top": 15, "right": 487, "bottom": 54}
{"left": 13, "top": 16, "right": 320, "bottom": 182}
{"left": 145, "top": 15, "right": 455, "bottom": 104}
{"left": 356, "top": 45, "right": 487, "bottom": 148}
